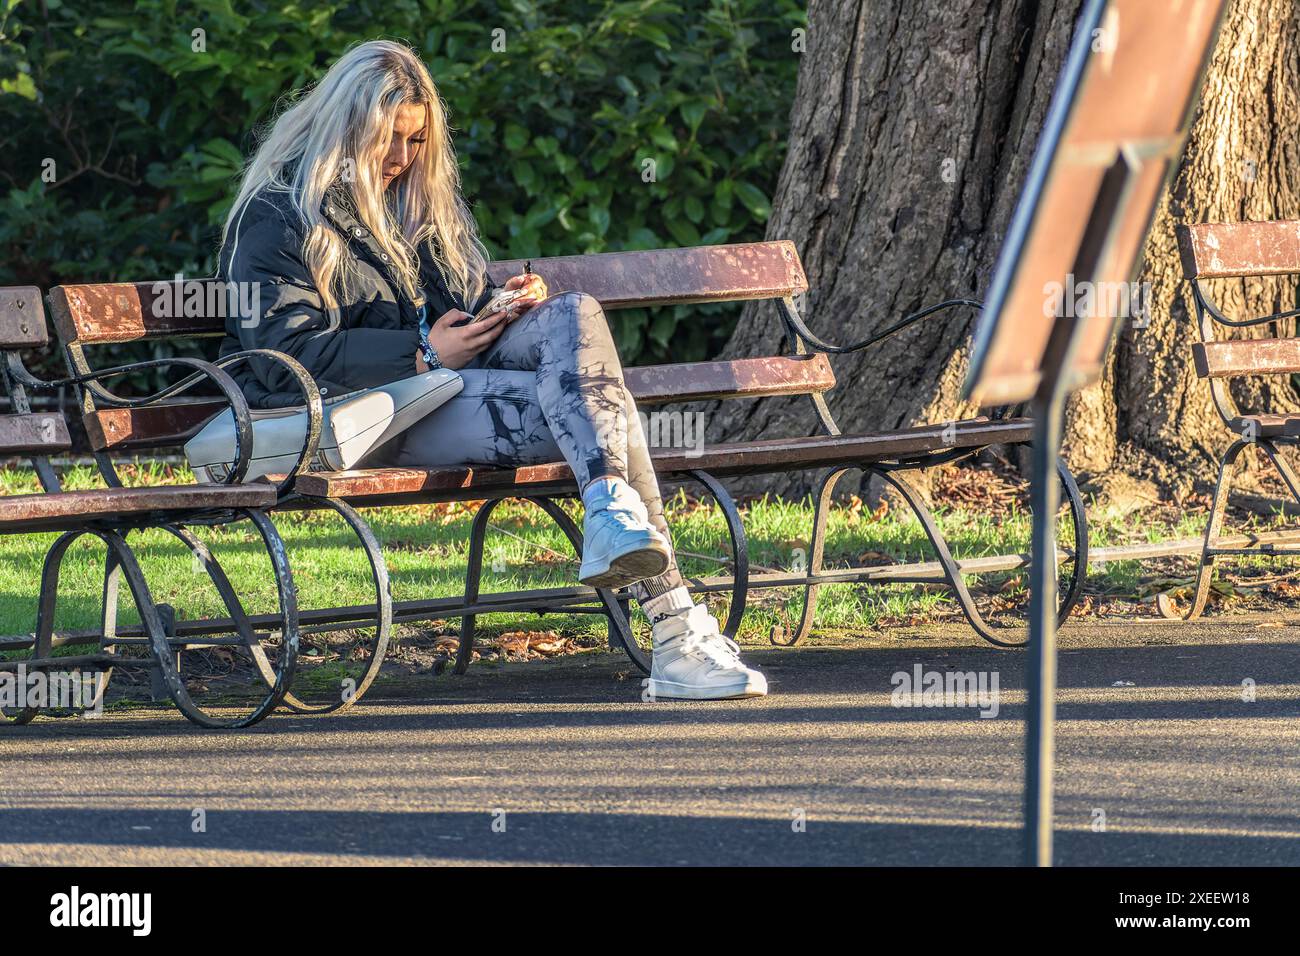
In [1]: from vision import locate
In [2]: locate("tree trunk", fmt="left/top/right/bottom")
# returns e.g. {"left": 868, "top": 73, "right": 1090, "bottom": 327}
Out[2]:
{"left": 713, "top": 0, "right": 1300, "bottom": 503}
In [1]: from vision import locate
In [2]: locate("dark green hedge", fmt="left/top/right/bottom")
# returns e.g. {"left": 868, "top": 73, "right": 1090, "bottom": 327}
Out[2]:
{"left": 0, "top": 0, "right": 804, "bottom": 370}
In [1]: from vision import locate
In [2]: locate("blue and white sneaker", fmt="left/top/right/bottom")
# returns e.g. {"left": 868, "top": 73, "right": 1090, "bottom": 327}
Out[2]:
{"left": 578, "top": 482, "right": 671, "bottom": 589}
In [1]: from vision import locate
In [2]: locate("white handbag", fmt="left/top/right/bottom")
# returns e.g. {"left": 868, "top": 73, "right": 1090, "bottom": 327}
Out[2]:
{"left": 185, "top": 369, "right": 463, "bottom": 482}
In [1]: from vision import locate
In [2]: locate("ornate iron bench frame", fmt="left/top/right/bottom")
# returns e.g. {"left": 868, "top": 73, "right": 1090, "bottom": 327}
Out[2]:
{"left": 45, "top": 240, "right": 1089, "bottom": 707}
{"left": 0, "top": 286, "right": 311, "bottom": 728}
{"left": 1157, "top": 220, "right": 1300, "bottom": 620}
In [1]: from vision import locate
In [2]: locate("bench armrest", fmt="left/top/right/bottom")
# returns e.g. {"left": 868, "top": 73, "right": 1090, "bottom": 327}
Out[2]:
{"left": 778, "top": 296, "right": 1033, "bottom": 423}
{"left": 10, "top": 354, "right": 258, "bottom": 485}
{"left": 781, "top": 296, "right": 982, "bottom": 355}
{"left": 10, "top": 350, "right": 322, "bottom": 497}
{"left": 1192, "top": 278, "right": 1300, "bottom": 330}
{"left": 210, "top": 349, "right": 323, "bottom": 497}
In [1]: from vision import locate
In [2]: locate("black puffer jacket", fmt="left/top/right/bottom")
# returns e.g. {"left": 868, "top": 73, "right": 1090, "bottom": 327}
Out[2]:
{"left": 216, "top": 183, "right": 492, "bottom": 408}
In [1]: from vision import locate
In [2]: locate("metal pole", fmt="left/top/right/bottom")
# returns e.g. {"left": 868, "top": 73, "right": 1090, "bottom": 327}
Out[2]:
{"left": 1024, "top": 391, "right": 1066, "bottom": 866}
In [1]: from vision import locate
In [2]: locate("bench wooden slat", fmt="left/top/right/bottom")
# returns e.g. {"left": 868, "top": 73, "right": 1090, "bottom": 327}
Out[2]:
{"left": 626, "top": 353, "right": 834, "bottom": 404}
{"left": 1229, "top": 414, "right": 1297, "bottom": 438}
{"left": 1177, "top": 220, "right": 1300, "bottom": 279}
{"left": 1191, "top": 338, "right": 1300, "bottom": 378}
{"left": 49, "top": 280, "right": 229, "bottom": 345}
{"left": 0, "top": 286, "right": 48, "bottom": 348}
{"left": 488, "top": 241, "right": 807, "bottom": 309}
{"left": 0, "top": 482, "right": 276, "bottom": 533}
{"left": 79, "top": 355, "right": 834, "bottom": 450}
{"left": 85, "top": 400, "right": 227, "bottom": 451}
{"left": 0, "top": 413, "right": 71, "bottom": 453}
{"left": 53, "top": 241, "right": 809, "bottom": 347}
{"left": 293, "top": 419, "right": 1030, "bottom": 499}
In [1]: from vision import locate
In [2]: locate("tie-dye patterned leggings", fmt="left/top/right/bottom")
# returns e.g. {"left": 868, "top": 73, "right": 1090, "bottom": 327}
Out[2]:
{"left": 384, "top": 291, "right": 686, "bottom": 602}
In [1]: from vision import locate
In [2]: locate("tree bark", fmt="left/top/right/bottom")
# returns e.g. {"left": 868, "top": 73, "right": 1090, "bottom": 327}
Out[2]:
{"left": 1098, "top": 0, "right": 1300, "bottom": 498}
{"left": 714, "top": 0, "right": 1300, "bottom": 502}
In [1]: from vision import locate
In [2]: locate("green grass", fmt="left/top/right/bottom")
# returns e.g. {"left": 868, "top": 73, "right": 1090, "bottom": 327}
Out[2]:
{"left": 1, "top": 461, "right": 1295, "bottom": 647}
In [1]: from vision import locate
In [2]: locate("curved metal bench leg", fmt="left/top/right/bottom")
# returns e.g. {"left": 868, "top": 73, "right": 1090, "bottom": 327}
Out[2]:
{"left": 598, "top": 590, "right": 645, "bottom": 672}
{"left": 522, "top": 496, "right": 650, "bottom": 672}
{"left": 273, "top": 498, "right": 392, "bottom": 713}
{"left": 1260, "top": 439, "right": 1300, "bottom": 504}
{"left": 878, "top": 458, "right": 1087, "bottom": 647}
{"left": 875, "top": 469, "right": 1026, "bottom": 648}
{"left": 158, "top": 519, "right": 298, "bottom": 720}
{"left": 684, "top": 469, "right": 750, "bottom": 638}
{"left": 161, "top": 522, "right": 259, "bottom": 632}
{"left": 168, "top": 499, "right": 387, "bottom": 716}
{"left": 136, "top": 511, "right": 299, "bottom": 729}
{"left": 1157, "top": 440, "right": 1247, "bottom": 621}
{"left": 454, "top": 497, "right": 511, "bottom": 675}
{"left": 1055, "top": 458, "right": 1090, "bottom": 620}
{"left": 763, "top": 455, "right": 1086, "bottom": 650}
{"left": 594, "top": 585, "right": 645, "bottom": 673}
{"left": 608, "top": 597, "right": 631, "bottom": 653}
{"left": 2, "top": 529, "right": 87, "bottom": 725}
{"left": 873, "top": 460, "right": 1086, "bottom": 647}
{"left": 772, "top": 466, "right": 849, "bottom": 647}
{"left": 85, "top": 545, "right": 124, "bottom": 712}
{"left": 96, "top": 531, "right": 189, "bottom": 717}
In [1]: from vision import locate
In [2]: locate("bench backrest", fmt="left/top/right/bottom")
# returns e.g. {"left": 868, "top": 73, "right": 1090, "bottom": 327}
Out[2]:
{"left": 49, "top": 241, "right": 832, "bottom": 453}
{"left": 1176, "top": 221, "right": 1300, "bottom": 388}
{"left": 1177, "top": 220, "right": 1300, "bottom": 280}
{"left": 0, "top": 287, "right": 73, "bottom": 457}
{"left": 487, "top": 241, "right": 808, "bottom": 308}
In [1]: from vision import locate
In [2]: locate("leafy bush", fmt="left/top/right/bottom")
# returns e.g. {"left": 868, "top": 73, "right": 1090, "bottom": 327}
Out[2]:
{"left": 0, "top": 0, "right": 804, "bottom": 373}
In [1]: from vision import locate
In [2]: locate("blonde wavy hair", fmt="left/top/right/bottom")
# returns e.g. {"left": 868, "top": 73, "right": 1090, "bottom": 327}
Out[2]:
{"left": 222, "top": 39, "right": 489, "bottom": 311}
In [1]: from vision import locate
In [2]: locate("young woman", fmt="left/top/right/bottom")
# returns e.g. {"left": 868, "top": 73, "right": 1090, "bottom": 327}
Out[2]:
{"left": 216, "top": 39, "right": 766, "bottom": 700}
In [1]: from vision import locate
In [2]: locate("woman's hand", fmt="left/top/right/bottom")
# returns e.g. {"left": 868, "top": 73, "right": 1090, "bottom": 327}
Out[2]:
{"left": 497, "top": 272, "right": 549, "bottom": 321}
{"left": 417, "top": 307, "right": 509, "bottom": 370}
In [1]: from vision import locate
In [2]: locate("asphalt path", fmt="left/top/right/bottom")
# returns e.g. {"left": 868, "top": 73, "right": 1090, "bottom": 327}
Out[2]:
{"left": 3, "top": 618, "right": 1298, "bottom": 865}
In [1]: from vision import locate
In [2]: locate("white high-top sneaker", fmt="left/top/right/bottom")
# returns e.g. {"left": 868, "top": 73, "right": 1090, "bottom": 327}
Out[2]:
{"left": 578, "top": 481, "right": 671, "bottom": 589}
{"left": 647, "top": 604, "right": 768, "bottom": 700}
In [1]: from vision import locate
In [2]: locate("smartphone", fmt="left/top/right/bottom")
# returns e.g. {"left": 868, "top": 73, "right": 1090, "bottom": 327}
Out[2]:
{"left": 473, "top": 286, "right": 529, "bottom": 323}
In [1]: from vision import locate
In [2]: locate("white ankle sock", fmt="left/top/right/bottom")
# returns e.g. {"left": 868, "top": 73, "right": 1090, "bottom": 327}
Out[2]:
{"left": 642, "top": 587, "right": 695, "bottom": 627}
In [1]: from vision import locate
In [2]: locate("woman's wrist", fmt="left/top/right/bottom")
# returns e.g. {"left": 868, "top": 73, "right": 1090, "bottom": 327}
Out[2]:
{"left": 418, "top": 332, "right": 442, "bottom": 371}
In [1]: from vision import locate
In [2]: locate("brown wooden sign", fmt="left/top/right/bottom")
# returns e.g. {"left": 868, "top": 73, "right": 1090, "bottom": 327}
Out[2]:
{"left": 965, "top": 0, "right": 1229, "bottom": 406}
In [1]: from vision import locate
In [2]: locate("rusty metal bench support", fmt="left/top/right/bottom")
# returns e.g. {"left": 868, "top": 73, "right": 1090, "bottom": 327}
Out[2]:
{"left": 768, "top": 458, "right": 1088, "bottom": 649}
{"left": 269, "top": 496, "right": 393, "bottom": 714}
{"left": 453, "top": 468, "right": 750, "bottom": 676}
{"left": 2, "top": 517, "right": 299, "bottom": 729}
{"left": 1156, "top": 436, "right": 1300, "bottom": 621}
{"left": 1156, "top": 223, "right": 1300, "bottom": 621}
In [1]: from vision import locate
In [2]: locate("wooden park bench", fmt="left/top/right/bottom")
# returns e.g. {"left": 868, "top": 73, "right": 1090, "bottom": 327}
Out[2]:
{"left": 0, "top": 286, "right": 305, "bottom": 728}
{"left": 46, "top": 240, "right": 1089, "bottom": 707}
{"left": 1158, "top": 219, "right": 1300, "bottom": 620}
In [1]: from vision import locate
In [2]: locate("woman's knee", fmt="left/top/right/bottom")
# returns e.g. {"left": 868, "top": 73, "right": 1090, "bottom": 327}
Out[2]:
{"left": 547, "top": 290, "right": 606, "bottom": 327}
{"left": 511, "top": 290, "right": 599, "bottom": 335}
{"left": 553, "top": 290, "right": 598, "bottom": 310}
